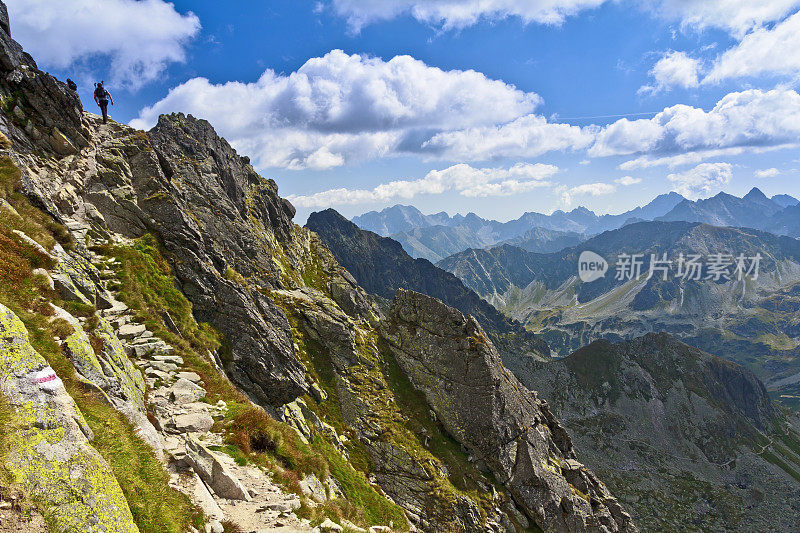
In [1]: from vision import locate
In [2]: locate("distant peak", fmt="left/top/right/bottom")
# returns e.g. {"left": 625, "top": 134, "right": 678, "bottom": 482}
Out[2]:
{"left": 744, "top": 187, "right": 768, "bottom": 200}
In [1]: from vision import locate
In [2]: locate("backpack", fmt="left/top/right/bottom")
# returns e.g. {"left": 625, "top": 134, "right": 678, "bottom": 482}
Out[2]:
{"left": 94, "top": 86, "right": 108, "bottom": 101}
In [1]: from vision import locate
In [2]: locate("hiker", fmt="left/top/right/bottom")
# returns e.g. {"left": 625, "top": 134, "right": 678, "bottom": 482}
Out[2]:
{"left": 66, "top": 78, "right": 77, "bottom": 92}
{"left": 93, "top": 82, "right": 114, "bottom": 124}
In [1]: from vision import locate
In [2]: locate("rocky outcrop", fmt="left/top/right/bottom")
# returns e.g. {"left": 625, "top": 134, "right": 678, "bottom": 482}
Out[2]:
{"left": 0, "top": 303, "right": 139, "bottom": 532}
{"left": 0, "top": 3, "right": 88, "bottom": 157}
{"left": 507, "top": 334, "right": 800, "bottom": 532}
{"left": 381, "top": 290, "right": 636, "bottom": 533}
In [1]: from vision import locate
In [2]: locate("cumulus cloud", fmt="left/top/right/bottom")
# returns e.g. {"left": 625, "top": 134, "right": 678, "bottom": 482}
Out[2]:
{"left": 704, "top": 11, "right": 800, "bottom": 83}
{"left": 132, "top": 50, "right": 555, "bottom": 169}
{"left": 329, "top": 0, "right": 606, "bottom": 31}
{"left": 557, "top": 182, "right": 615, "bottom": 206}
{"left": 420, "top": 114, "right": 595, "bottom": 161}
{"left": 754, "top": 167, "right": 781, "bottom": 178}
{"left": 5, "top": 0, "right": 200, "bottom": 89}
{"left": 640, "top": 51, "right": 700, "bottom": 93}
{"left": 287, "top": 162, "right": 558, "bottom": 207}
{"left": 667, "top": 162, "right": 732, "bottom": 199}
{"left": 615, "top": 176, "right": 642, "bottom": 185}
{"left": 590, "top": 88, "right": 800, "bottom": 158}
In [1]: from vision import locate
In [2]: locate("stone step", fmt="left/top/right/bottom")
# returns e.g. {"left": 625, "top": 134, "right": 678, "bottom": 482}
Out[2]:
{"left": 117, "top": 323, "right": 146, "bottom": 339}
{"left": 127, "top": 341, "right": 173, "bottom": 358}
{"left": 153, "top": 354, "right": 183, "bottom": 365}
{"left": 100, "top": 301, "right": 129, "bottom": 317}
{"left": 130, "top": 330, "right": 154, "bottom": 342}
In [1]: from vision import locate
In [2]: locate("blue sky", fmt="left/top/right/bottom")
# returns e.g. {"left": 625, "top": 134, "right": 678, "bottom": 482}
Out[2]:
{"left": 8, "top": 0, "right": 800, "bottom": 223}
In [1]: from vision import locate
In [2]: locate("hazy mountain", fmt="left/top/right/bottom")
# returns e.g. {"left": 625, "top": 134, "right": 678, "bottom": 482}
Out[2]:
{"left": 658, "top": 187, "right": 785, "bottom": 228}
{"left": 507, "top": 333, "right": 800, "bottom": 532}
{"left": 499, "top": 227, "right": 586, "bottom": 253}
{"left": 767, "top": 203, "right": 800, "bottom": 238}
{"left": 350, "top": 204, "right": 452, "bottom": 235}
{"left": 306, "top": 208, "right": 550, "bottom": 360}
{"left": 772, "top": 194, "right": 800, "bottom": 208}
{"left": 438, "top": 221, "right": 800, "bottom": 409}
{"left": 390, "top": 224, "right": 497, "bottom": 262}
{"left": 353, "top": 192, "right": 686, "bottom": 261}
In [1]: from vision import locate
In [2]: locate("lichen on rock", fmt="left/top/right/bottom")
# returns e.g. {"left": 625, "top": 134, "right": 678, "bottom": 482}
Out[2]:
{"left": 0, "top": 303, "right": 139, "bottom": 532}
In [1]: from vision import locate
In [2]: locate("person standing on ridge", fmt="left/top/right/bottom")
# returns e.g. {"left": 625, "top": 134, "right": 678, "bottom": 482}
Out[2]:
{"left": 93, "top": 81, "right": 113, "bottom": 124}
{"left": 66, "top": 78, "right": 77, "bottom": 92}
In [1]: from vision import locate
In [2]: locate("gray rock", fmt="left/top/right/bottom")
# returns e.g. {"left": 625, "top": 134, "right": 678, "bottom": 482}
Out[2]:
{"left": 299, "top": 474, "right": 327, "bottom": 503}
{"left": 117, "top": 323, "right": 146, "bottom": 339}
{"left": 170, "top": 413, "right": 214, "bottom": 434}
{"left": 381, "top": 289, "right": 637, "bottom": 533}
{"left": 185, "top": 438, "right": 250, "bottom": 501}
{"left": 0, "top": 303, "right": 138, "bottom": 531}
{"left": 319, "top": 519, "right": 342, "bottom": 532}
{"left": 168, "top": 378, "right": 205, "bottom": 404}
{"left": 153, "top": 354, "right": 183, "bottom": 365}
{"left": 177, "top": 371, "right": 202, "bottom": 383}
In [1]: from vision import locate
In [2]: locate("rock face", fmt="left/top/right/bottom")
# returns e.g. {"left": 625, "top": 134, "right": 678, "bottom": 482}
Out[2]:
{"left": 0, "top": 304, "right": 139, "bottom": 532}
{"left": 381, "top": 290, "right": 637, "bottom": 533}
{"left": 507, "top": 334, "right": 800, "bottom": 532}
{"left": 0, "top": 4, "right": 88, "bottom": 157}
{"left": 307, "top": 208, "right": 549, "bottom": 361}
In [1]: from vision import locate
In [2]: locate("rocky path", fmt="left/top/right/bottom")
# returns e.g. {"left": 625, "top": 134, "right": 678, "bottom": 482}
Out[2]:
{"left": 90, "top": 252, "right": 321, "bottom": 533}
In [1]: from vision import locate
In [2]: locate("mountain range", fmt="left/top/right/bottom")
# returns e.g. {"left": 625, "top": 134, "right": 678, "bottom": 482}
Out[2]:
{"left": 438, "top": 220, "right": 800, "bottom": 410}
{"left": 352, "top": 189, "right": 800, "bottom": 262}
{"left": 312, "top": 204, "right": 800, "bottom": 530}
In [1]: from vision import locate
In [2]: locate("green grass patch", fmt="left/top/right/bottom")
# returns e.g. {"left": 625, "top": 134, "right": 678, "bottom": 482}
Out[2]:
{"left": 761, "top": 449, "right": 800, "bottom": 484}
{"left": 306, "top": 436, "right": 408, "bottom": 528}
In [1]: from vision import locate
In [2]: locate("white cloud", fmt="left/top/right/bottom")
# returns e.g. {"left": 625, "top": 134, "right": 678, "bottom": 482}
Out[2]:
{"left": 132, "top": 50, "right": 543, "bottom": 169}
{"left": 619, "top": 144, "right": 799, "bottom": 170}
{"left": 704, "top": 11, "right": 800, "bottom": 83}
{"left": 557, "top": 182, "right": 615, "bottom": 206}
{"left": 591, "top": 89, "right": 800, "bottom": 158}
{"left": 420, "top": 114, "right": 594, "bottom": 161}
{"left": 640, "top": 51, "right": 700, "bottom": 93}
{"left": 754, "top": 167, "right": 781, "bottom": 179}
{"left": 330, "top": 0, "right": 606, "bottom": 31}
{"left": 5, "top": 0, "right": 200, "bottom": 89}
{"left": 615, "top": 176, "right": 642, "bottom": 185}
{"left": 288, "top": 162, "right": 558, "bottom": 207}
{"left": 667, "top": 162, "right": 732, "bottom": 199}
{"left": 644, "top": 0, "right": 800, "bottom": 37}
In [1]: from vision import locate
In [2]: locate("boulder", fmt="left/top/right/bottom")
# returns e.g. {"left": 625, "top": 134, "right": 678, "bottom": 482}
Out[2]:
{"left": 168, "top": 378, "right": 205, "bottom": 404}
{"left": 170, "top": 412, "right": 214, "bottom": 434}
{"left": 319, "top": 518, "right": 343, "bottom": 532}
{"left": 185, "top": 438, "right": 250, "bottom": 501}
{"left": 0, "top": 303, "right": 138, "bottom": 532}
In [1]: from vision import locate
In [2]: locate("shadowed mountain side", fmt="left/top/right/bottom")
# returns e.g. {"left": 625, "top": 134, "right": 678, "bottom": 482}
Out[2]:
{"left": 307, "top": 208, "right": 550, "bottom": 360}
{"left": 505, "top": 333, "right": 800, "bottom": 532}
